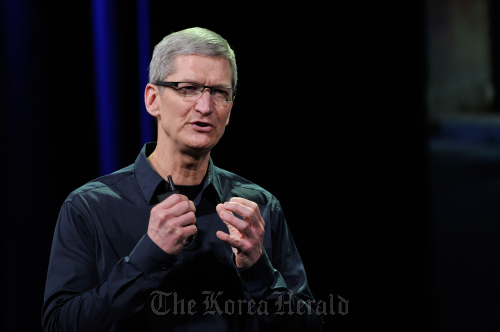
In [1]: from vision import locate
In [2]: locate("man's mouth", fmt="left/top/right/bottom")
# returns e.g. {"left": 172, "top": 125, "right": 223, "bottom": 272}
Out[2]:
{"left": 190, "top": 121, "right": 214, "bottom": 132}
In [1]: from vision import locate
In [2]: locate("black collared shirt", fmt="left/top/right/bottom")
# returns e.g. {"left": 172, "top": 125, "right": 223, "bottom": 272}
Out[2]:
{"left": 42, "top": 143, "right": 323, "bottom": 331}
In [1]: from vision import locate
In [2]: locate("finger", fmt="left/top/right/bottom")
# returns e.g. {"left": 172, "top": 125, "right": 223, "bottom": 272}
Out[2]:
{"left": 216, "top": 230, "right": 242, "bottom": 250}
{"left": 151, "top": 211, "right": 196, "bottom": 235}
{"left": 161, "top": 198, "right": 196, "bottom": 218}
{"left": 223, "top": 199, "right": 264, "bottom": 228}
{"left": 229, "top": 197, "right": 262, "bottom": 212}
{"left": 184, "top": 223, "right": 198, "bottom": 237}
{"left": 157, "top": 193, "right": 189, "bottom": 209}
{"left": 216, "top": 203, "right": 237, "bottom": 219}
{"left": 216, "top": 204, "right": 241, "bottom": 237}
{"left": 171, "top": 199, "right": 196, "bottom": 217}
{"left": 218, "top": 206, "right": 249, "bottom": 235}
{"left": 215, "top": 203, "right": 226, "bottom": 214}
{"left": 173, "top": 211, "right": 197, "bottom": 228}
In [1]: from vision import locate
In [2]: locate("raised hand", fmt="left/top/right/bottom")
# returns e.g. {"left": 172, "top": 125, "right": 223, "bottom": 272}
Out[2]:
{"left": 216, "top": 197, "right": 265, "bottom": 268}
{"left": 147, "top": 194, "right": 197, "bottom": 255}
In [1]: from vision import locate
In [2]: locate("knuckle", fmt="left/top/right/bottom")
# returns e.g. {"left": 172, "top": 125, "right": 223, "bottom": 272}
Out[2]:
{"left": 181, "top": 200, "right": 191, "bottom": 209}
{"left": 241, "top": 222, "right": 250, "bottom": 232}
{"left": 173, "top": 193, "right": 185, "bottom": 200}
{"left": 158, "top": 210, "right": 172, "bottom": 222}
{"left": 240, "top": 242, "right": 251, "bottom": 252}
{"left": 150, "top": 205, "right": 160, "bottom": 215}
{"left": 241, "top": 210, "right": 252, "bottom": 219}
{"left": 173, "top": 227, "right": 183, "bottom": 238}
{"left": 168, "top": 193, "right": 184, "bottom": 205}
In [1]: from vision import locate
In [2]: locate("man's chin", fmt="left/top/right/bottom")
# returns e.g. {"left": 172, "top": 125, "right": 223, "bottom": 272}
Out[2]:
{"left": 181, "top": 143, "right": 214, "bottom": 158}
{"left": 187, "top": 135, "right": 221, "bottom": 151}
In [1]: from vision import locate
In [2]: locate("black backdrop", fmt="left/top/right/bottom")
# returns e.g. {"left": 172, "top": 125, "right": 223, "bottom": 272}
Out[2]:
{"left": 0, "top": 2, "right": 430, "bottom": 331}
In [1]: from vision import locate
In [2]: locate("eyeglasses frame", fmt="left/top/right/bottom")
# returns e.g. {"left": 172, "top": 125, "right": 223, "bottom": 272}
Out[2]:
{"left": 153, "top": 81, "right": 236, "bottom": 103}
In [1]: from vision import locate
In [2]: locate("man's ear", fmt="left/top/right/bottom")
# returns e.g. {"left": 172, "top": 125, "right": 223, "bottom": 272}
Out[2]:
{"left": 145, "top": 83, "right": 160, "bottom": 116}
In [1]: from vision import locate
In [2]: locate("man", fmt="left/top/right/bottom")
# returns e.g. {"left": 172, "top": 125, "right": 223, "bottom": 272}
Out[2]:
{"left": 42, "top": 27, "right": 323, "bottom": 331}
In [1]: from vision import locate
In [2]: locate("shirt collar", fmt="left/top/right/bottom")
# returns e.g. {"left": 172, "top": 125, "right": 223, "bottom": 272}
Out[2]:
{"left": 135, "top": 142, "right": 164, "bottom": 205}
{"left": 206, "top": 157, "right": 223, "bottom": 201}
{"left": 135, "top": 142, "right": 223, "bottom": 205}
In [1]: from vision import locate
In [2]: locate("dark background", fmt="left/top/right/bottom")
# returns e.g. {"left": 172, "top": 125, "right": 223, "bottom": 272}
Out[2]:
{"left": 5, "top": 1, "right": 498, "bottom": 331}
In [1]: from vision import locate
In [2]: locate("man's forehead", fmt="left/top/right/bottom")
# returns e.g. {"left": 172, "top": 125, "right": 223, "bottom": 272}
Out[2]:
{"left": 168, "top": 55, "right": 233, "bottom": 83}
{"left": 172, "top": 54, "right": 230, "bottom": 67}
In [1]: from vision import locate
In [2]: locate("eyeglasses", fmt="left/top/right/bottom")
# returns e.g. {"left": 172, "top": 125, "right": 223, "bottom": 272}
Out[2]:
{"left": 154, "top": 81, "right": 236, "bottom": 106}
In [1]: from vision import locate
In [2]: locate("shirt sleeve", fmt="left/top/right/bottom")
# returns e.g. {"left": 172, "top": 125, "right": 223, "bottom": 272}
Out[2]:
{"left": 237, "top": 200, "right": 324, "bottom": 331}
{"left": 41, "top": 200, "right": 176, "bottom": 332}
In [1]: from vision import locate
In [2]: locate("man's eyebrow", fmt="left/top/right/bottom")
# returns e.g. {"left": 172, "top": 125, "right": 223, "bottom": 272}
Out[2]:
{"left": 177, "top": 79, "right": 233, "bottom": 87}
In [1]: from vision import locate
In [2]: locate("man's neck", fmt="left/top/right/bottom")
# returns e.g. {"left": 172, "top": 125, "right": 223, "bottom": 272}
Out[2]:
{"left": 148, "top": 145, "right": 209, "bottom": 186}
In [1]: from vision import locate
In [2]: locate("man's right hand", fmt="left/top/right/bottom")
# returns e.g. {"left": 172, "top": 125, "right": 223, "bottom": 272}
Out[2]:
{"left": 147, "top": 194, "right": 197, "bottom": 255}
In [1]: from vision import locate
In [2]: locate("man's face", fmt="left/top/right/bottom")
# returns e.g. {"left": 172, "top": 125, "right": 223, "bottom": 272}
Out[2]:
{"left": 150, "top": 54, "right": 233, "bottom": 155}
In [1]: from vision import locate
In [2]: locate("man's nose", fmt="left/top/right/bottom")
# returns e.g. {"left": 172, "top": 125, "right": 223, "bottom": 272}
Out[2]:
{"left": 195, "top": 89, "right": 214, "bottom": 114}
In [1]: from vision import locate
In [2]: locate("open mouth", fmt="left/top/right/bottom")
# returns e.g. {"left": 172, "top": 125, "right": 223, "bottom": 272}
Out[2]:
{"left": 194, "top": 122, "right": 211, "bottom": 127}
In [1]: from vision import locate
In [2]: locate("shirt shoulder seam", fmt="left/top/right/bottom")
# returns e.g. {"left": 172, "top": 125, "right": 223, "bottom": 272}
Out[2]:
{"left": 65, "top": 167, "right": 136, "bottom": 203}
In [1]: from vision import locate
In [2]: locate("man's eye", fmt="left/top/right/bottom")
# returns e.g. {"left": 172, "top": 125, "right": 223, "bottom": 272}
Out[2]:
{"left": 213, "top": 88, "right": 229, "bottom": 98}
{"left": 177, "top": 85, "right": 200, "bottom": 95}
{"left": 213, "top": 88, "right": 228, "bottom": 96}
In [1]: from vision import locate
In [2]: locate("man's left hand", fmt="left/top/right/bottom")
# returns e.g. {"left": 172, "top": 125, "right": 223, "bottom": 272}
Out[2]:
{"left": 216, "top": 197, "right": 265, "bottom": 268}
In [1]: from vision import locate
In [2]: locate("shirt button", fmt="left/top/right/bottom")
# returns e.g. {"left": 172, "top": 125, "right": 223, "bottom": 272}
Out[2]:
{"left": 161, "top": 264, "right": 168, "bottom": 270}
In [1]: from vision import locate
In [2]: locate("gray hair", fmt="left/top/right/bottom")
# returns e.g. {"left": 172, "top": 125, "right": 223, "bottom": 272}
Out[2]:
{"left": 149, "top": 27, "right": 237, "bottom": 88}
